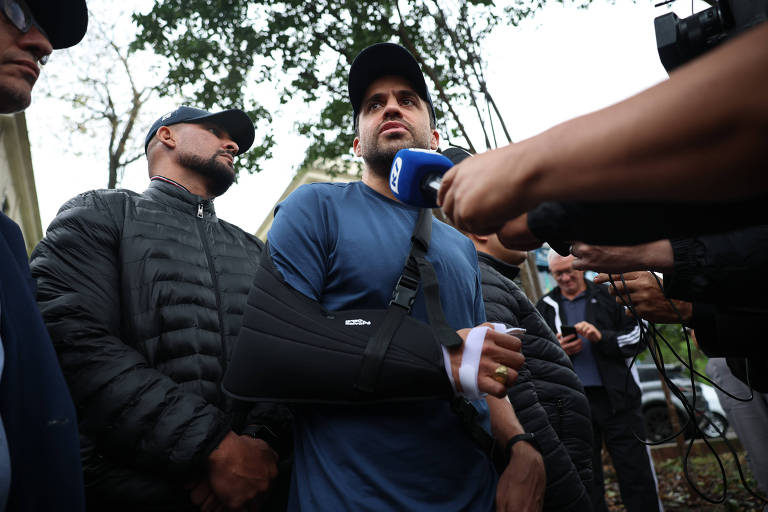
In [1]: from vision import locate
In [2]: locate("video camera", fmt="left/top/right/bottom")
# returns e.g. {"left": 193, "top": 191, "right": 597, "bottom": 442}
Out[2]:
{"left": 655, "top": 0, "right": 768, "bottom": 72}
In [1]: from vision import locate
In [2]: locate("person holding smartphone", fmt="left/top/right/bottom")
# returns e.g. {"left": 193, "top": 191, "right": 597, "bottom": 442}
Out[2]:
{"left": 536, "top": 251, "right": 659, "bottom": 512}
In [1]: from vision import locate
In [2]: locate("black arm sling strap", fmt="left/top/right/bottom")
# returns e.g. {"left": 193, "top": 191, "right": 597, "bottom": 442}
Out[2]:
{"left": 223, "top": 208, "right": 506, "bottom": 471}
{"left": 355, "top": 208, "right": 461, "bottom": 393}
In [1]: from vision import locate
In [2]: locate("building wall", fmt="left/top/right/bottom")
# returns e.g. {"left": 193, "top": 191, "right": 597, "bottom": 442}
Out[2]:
{"left": 0, "top": 112, "right": 42, "bottom": 255}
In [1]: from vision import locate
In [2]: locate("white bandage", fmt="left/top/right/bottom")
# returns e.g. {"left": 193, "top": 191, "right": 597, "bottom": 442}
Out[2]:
{"left": 442, "top": 323, "right": 520, "bottom": 400}
{"left": 457, "top": 325, "right": 487, "bottom": 400}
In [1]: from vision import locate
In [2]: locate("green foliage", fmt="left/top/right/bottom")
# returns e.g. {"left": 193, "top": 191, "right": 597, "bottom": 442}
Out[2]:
{"left": 641, "top": 323, "right": 708, "bottom": 378}
{"left": 132, "top": 0, "right": 594, "bottom": 176}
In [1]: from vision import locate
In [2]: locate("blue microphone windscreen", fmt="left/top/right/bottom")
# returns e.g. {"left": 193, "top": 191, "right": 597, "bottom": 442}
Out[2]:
{"left": 390, "top": 148, "right": 453, "bottom": 208}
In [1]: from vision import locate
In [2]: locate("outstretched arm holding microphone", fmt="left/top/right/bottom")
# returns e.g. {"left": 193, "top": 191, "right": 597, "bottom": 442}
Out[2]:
{"left": 436, "top": 21, "right": 768, "bottom": 238}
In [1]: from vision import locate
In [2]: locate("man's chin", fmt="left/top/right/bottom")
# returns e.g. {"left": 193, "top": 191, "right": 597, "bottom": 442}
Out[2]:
{"left": 0, "top": 83, "right": 32, "bottom": 114}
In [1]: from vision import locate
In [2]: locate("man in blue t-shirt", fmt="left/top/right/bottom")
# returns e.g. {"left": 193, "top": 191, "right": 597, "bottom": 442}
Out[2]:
{"left": 267, "top": 43, "right": 546, "bottom": 511}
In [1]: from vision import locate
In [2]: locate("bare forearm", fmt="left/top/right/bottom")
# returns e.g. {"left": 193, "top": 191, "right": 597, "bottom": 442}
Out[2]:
{"left": 486, "top": 395, "right": 524, "bottom": 444}
{"left": 439, "top": 22, "right": 768, "bottom": 235}
{"left": 525, "top": 22, "right": 768, "bottom": 205}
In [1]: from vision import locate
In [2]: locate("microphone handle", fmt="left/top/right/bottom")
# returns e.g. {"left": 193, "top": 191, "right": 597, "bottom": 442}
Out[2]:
{"left": 425, "top": 175, "right": 442, "bottom": 194}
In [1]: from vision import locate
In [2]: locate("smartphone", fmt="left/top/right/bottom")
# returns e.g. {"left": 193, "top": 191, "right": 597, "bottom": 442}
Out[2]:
{"left": 561, "top": 325, "right": 577, "bottom": 337}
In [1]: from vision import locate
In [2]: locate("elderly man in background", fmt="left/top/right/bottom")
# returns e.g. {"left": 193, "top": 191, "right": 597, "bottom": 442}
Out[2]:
{"left": 537, "top": 253, "right": 659, "bottom": 512}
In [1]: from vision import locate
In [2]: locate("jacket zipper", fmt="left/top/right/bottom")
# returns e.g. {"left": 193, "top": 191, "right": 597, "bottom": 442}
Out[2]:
{"left": 555, "top": 399, "right": 565, "bottom": 431}
{"left": 195, "top": 202, "right": 228, "bottom": 401}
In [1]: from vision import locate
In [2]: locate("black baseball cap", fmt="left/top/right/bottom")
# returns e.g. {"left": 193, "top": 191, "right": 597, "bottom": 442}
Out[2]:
{"left": 348, "top": 43, "right": 436, "bottom": 127}
{"left": 144, "top": 106, "right": 255, "bottom": 156}
{"left": 27, "top": 0, "right": 89, "bottom": 49}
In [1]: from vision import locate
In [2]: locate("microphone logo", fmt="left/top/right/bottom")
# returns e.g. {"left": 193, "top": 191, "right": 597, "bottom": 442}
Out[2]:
{"left": 390, "top": 156, "right": 402, "bottom": 194}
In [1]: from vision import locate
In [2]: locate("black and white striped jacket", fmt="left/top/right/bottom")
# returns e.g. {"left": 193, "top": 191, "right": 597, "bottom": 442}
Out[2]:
{"left": 536, "top": 279, "right": 646, "bottom": 412}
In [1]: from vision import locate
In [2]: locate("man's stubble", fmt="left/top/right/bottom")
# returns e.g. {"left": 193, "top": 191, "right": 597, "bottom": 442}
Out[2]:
{"left": 360, "top": 123, "right": 433, "bottom": 179}
{"left": 176, "top": 150, "right": 236, "bottom": 197}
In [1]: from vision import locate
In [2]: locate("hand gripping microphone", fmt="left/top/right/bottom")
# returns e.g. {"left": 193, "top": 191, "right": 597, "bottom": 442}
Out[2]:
{"left": 389, "top": 147, "right": 472, "bottom": 208}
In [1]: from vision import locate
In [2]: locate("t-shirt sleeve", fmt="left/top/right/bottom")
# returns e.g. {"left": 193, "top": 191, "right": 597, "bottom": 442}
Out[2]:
{"left": 267, "top": 185, "right": 332, "bottom": 301}
{"left": 473, "top": 267, "right": 487, "bottom": 325}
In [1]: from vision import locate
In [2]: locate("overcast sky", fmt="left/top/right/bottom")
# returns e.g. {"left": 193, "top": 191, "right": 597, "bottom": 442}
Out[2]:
{"left": 26, "top": 0, "right": 705, "bottom": 235}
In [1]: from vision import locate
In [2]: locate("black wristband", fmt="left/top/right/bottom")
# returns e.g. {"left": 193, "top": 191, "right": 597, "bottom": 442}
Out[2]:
{"left": 242, "top": 424, "right": 284, "bottom": 456}
{"left": 505, "top": 432, "right": 539, "bottom": 461}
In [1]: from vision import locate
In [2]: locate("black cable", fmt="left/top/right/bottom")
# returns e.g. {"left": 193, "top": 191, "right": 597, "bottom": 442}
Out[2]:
{"left": 648, "top": 272, "right": 753, "bottom": 402}
{"left": 605, "top": 271, "right": 767, "bottom": 505}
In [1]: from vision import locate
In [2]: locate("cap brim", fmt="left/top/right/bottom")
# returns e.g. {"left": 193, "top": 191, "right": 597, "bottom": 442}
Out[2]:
{"left": 192, "top": 109, "right": 255, "bottom": 156}
{"left": 28, "top": 0, "right": 89, "bottom": 49}
{"left": 348, "top": 43, "right": 431, "bottom": 119}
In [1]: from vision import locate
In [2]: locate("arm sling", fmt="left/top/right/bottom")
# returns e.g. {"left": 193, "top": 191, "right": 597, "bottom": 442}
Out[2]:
{"left": 223, "top": 209, "right": 507, "bottom": 471}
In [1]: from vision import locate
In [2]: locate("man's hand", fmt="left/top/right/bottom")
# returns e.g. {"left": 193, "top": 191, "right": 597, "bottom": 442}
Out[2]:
{"left": 206, "top": 431, "right": 278, "bottom": 510}
{"left": 570, "top": 240, "right": 674, "bottom": 273}
{"left": 556, "top": 332, "right": 583, "bottom": 355}
{"left": 189, "top": 479, "right": 223, "bottom": 512}
{"left": 438, "top": 143, "right": 541, "bottom": 234}
{"left": 574, "top": 321, "right": 601, "bottom": 342}
{"left": 496, "top": 214, "right": 544, "bottom": 250}
{"left": 594, "top": 272, "right": 693, "bottom": 324}
{"left": 496, "top": 440, "right": 545, "bottom": 512}
{"left": 449, "top": 325, "right": 525, "bottom": 398}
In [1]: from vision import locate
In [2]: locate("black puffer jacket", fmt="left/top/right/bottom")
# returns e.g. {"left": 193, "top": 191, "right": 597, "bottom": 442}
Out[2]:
{"left": 30, "top": 180, "right": 288, "bottom": 510}
{"left": 478, "top": 253, "right": 593, "bottom": 512}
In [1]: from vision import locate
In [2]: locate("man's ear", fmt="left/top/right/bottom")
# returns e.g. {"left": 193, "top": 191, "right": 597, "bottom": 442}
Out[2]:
{"left": 353, "top": 137, "right": 362, "bottom": 157}
{"left": 430, "top": 129, "right": 439, "bottom": 150}
{"left": 156, "top": 126, "right": 176, "bottom": 150}
{"left": 467, "top": 232, "right": 488, "bottom": 244}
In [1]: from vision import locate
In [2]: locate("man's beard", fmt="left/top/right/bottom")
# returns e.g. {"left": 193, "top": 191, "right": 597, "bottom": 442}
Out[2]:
{"left": 361, "top": 125, "right": 432, "bottom": 179}
{"left": 176, "top": 150, "right": 235, "bottom": 197}
{"left": 0, "top": 83, "right": 32, "bottom": 114}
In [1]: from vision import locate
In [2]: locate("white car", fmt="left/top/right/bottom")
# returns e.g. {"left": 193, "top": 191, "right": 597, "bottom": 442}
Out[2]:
{"left": 698, "top": 383, "right": 729, "bottom": 437}
{"left": 637, "top": 363, "right": 728, "bottom": 441}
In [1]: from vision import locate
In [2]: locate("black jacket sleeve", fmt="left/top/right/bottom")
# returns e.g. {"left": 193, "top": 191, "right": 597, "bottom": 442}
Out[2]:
{"left": 663, "top": 225, "right": 768, "bottom": 305}
{"left": 527, "top": 198, "right": 768, "bottom": 247}
{"left": 591, "top": 290, "right": 647, "bottom": 361}
{"left": 725, "top": 357, "right": 768, "bottom": 393}
{"left": 30, "top": 192, "right": 230, "bottom": 476}
{"left": 691, "top": 302, "right": 768, "bottom": 359}
{"left": 480, "top": 258, "right": 592, "bottom": 511}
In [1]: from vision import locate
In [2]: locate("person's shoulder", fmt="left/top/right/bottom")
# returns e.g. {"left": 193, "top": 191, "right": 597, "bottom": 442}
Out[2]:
{"left": 433, "top": 218, "right": 475, "bottom": 251}
{"left": 295, "top": 181, "right": 357, "bottom": 198}
{"left": 57, "top": 188, "right": 140, "bottom": 216}
{"left": 477, "top": 256, "right": 506, "bottom": 287}
{"left": 278, "top": 181, "right": 353, "bottom": 210}
{"left": 536, "top": 288, "right": 559, "bottom": 308}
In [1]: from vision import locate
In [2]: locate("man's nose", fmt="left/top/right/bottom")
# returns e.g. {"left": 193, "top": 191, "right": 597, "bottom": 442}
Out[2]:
{"left": 382, "top": 97, "right": 403, "bottom": 117}
{"left": 222, "top": 137, "right": 239, "bottom": 155}
{"left": 19, "top": 26, "right": 53, "bottom": 64}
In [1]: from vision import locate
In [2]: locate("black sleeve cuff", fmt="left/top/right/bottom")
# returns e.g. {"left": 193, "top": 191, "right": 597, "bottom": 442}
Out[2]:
{"left": 664, "top": 238, "right": 705, "bottom": 301}
{"left": 527, "top": 202, "right": 567, "bottom": 243}
{"left": 241, "top": 424, "right": 289, "bottom": 458}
